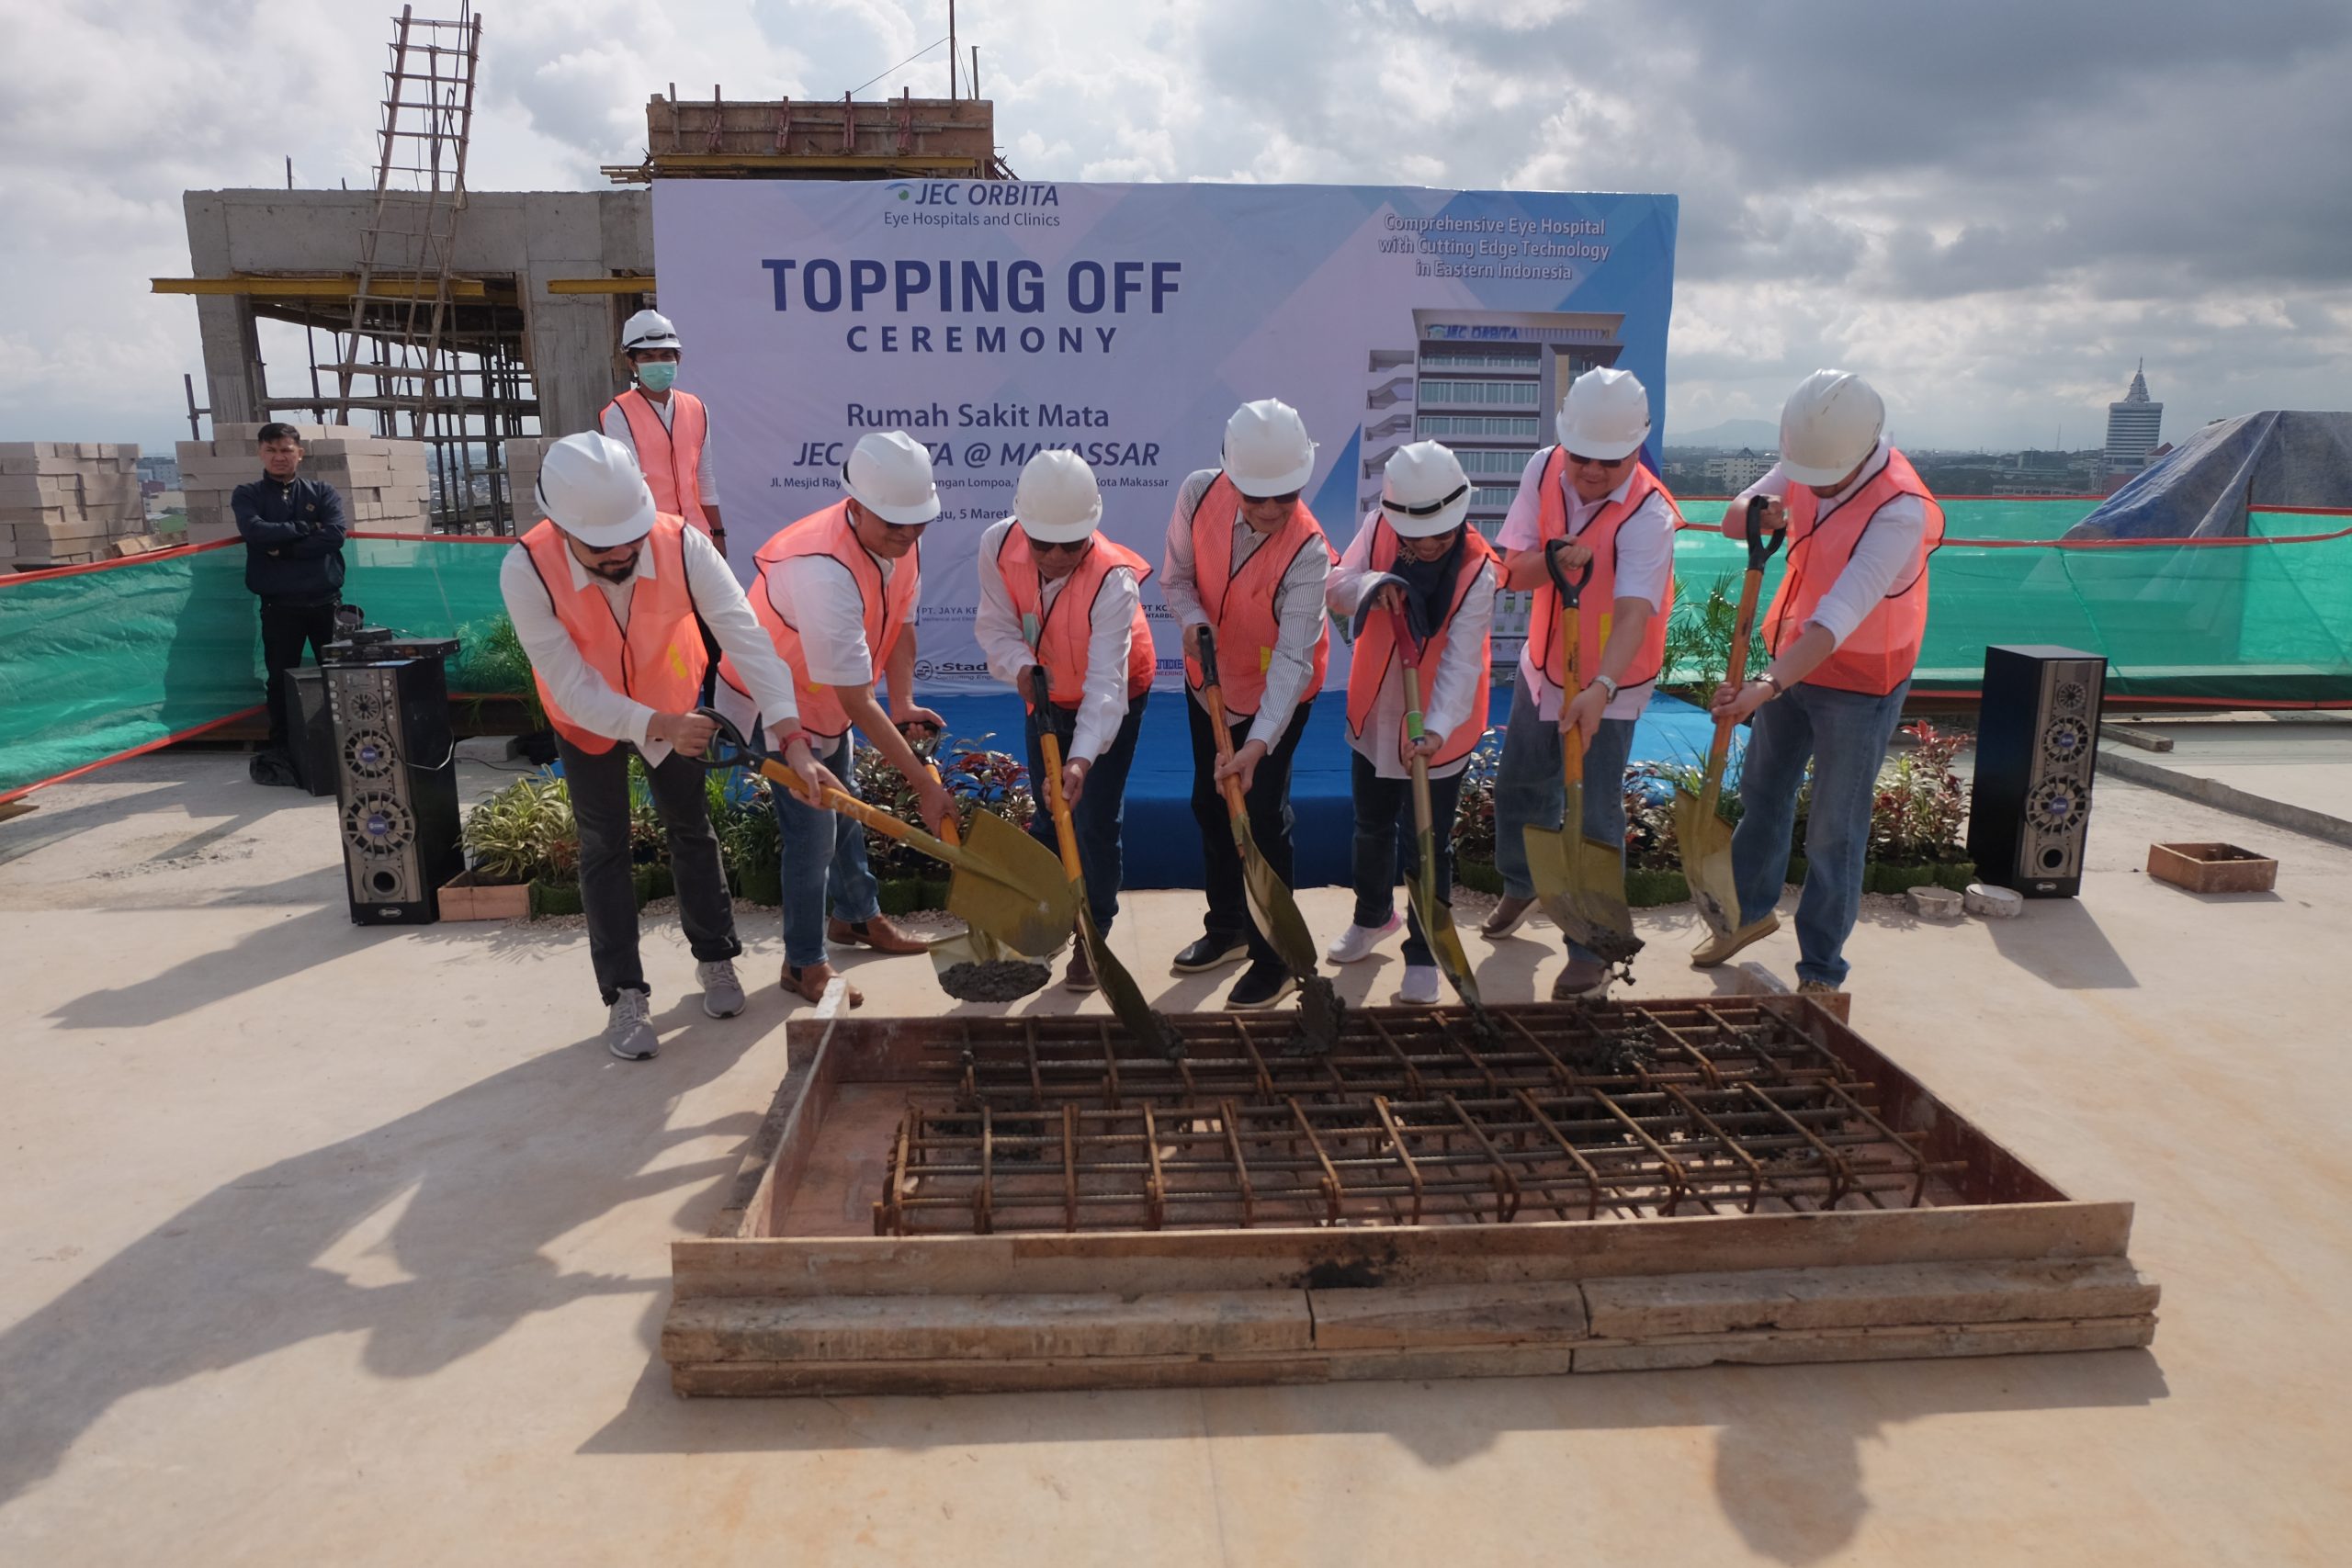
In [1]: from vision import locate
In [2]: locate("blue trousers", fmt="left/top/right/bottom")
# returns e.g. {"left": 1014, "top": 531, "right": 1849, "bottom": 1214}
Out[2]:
{"left": 769, "top": 732, "right": 884, "bottom": 970}
{"left": 1023, "top": 693, "right": 1148, "bottom": 936}
{"left": 1729, "top": 680, "right": 1910, "bottom": 987}
{"left": 1350, "top": 751, "right": 1466, "bottom": 968}
{"left": 1493, "top": 675, "right": 1635, "bottom": 964}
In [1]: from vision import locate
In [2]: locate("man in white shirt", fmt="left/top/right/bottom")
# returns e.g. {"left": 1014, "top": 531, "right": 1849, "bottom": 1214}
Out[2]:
{"left": 974, "top": 450, "right": 1155, "bottom": 993}
{"left": 1697, "top": 370, "right": 1945, "bottom": 994}
{"left": 499, "top": 433, "right": 834, "bottom": 1060}
{"left": 1160, "top": 399, "right": 1334, "bottom": 1010}
{"left": 1485, "top": 367, "right": 1679, "bottom": 998}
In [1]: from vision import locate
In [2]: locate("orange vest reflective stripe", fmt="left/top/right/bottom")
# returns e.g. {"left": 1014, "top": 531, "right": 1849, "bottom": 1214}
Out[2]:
{"left": 605, "top": 388, "right": 711, "bottom": 533}
{"left": 996, "top": 527, "right": 1157, "bottom": 709}
{"left": 518, "top": 514, "right": 707, "bottom": 756}
{"left": 1180, "top": 473, "right": 1332, "bottom": 717}
{"left": 1528, "top": 449, "right": 1678, "bottom": 690}
{"left": 718, "top": 502, "right": 919, "bottom": 742}
{"left": 1344, "top": 519, "right": 1496, "bottom": 768}
{"left": 1765, "top": 447, "right": 1946, "bottom": 697}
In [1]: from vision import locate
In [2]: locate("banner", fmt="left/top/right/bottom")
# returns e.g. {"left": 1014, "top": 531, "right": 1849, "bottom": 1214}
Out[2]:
{"left": 652, "top": 179, "right": 1678, "bottom": 690}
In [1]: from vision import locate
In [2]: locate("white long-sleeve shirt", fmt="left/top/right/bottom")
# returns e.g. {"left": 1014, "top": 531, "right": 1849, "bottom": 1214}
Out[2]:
{"left": 768, "top": 547, "right": 918, "bottom": 686}
{"left": 1734, "top": 438, "right": 1928, "bottom": 649}
{"left": 1326, "top": 508, "right": 1498, "bottom": 780}
{"left": 973, "top": 518, "right": 1140, "bottom": 764}
{"left": 499, "top": 525, "right": 795, "bottom": 765}
{"left": 1496, "top": 452, "right": 1675, "bottom": 723}
{"left": 1159, "top": 468, "right": 1331, "bottom": 748}
{"left": 600, "top": 391, "right": 721, "bottom": 508}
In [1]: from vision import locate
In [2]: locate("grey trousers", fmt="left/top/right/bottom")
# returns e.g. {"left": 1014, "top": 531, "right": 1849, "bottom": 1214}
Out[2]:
{"left": 555, "top": 734, "right": 741, "bottom": 1004}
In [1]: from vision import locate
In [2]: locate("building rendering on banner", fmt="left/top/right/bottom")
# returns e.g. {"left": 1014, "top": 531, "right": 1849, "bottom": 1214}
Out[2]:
{"left": 2104, "top": 361, "right": 2164, "bottom": 479}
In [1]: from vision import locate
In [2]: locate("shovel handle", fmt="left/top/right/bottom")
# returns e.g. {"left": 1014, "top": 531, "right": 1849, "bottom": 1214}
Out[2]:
{"left": 1555, "top": 592, "right": 1586, "bottom": 789}
{"left": 1386, "top": 601, "right": 1441, "bottom": 831}
{"left": 1031, "top": 668, "right": 1085, "bottom": 883}
{"left": 1743, "top": 492, "right": 1786, "bottom": 570}
{"left": 1195, "top": 628, "right": 1253, "bottom": 824}
{"left": 1702, "top": 498, "right": 1781, "bottom": 785}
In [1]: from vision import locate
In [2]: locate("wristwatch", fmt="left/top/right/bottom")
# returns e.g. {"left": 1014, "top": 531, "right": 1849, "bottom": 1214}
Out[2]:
{"left": 1591, "top": 674, "right": 1620, "bottom": 700}
{"left": 1752, "top": 672, "right": 1782, "bottom": 698}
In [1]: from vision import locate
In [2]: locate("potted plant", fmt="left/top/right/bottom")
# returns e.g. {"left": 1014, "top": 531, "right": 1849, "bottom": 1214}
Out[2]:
{"left": 448, "top": 772, "right": 577, "bottom": 920}
{"left": 1449, "top": 731, "right": 1505, "bottom": 895}
{"left": 710, "top": 773, "right": 783, "bottom": 907}
{"left": 852, "top": 732, "right": 1036, "bottom": 913}
{"left": 1867, "top": 722, "right": 1976, "bottom": 892}
{"left": 454, "top": 612, "right": 557, "bottom": 764}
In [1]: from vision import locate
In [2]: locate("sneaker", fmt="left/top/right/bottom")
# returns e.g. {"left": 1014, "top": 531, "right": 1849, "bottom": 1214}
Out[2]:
{"left": 827, "top": 915, "right": 926, "bottom": 954}
{"left": 1481, "top": 896, "right": 1537, "bottom": 939}
{"left": 1171, "top": 934, "right": 1250, "bottom": 975}
{"left": 1551, "top": 959, "right": 1611, "bottom": 1000}
{"left": 1063, "top": 942, "right": 1098, "bottom": 994}
{"left": 605, "top": 990, "right": 658, "bottom": 1060}
{"left": 696, "top": 959, "right": 746, "bottom": 1019}
{"left": 1325, "top": 914, "right": 1402, "bottom": 964}
{"left": 1396, "top": 964, "right": 1442, "bottom": 1006}
{"left": 1225, "top": 961, "right": 1296, "bottom": 1010}
{"left": 1690, "top": 911, "right": 1781, "bottom": 969}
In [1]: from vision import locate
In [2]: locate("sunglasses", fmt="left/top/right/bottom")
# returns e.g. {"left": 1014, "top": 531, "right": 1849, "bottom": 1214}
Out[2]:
{"left": 1027, "top": 536, "right": 1091, "bottom": 556}
{"left": 1239, "top": 490, "right": 1302, "bottom": 507}
{"left": 1565, "top": 452, "right": 1630, "bottom": 470}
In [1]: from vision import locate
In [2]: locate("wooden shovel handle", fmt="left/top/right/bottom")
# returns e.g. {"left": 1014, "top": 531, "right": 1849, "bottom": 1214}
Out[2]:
{"left": 1195, "top": 628, "right": 1253, "bottom": 824}
{"left": 1557, "top": 596, "right": 1585, "bottom": 789}
{"left": 1031, "top": 667, "right": 1085, "bottom": 883}
{"left": 766, "top": 760, "right": 959, "bottom": 869}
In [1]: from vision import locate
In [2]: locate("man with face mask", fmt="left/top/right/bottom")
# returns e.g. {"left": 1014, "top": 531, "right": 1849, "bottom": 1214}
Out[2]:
{"left": 600, "top": 310, "right": 723, "bottom": 547}
{"left": 500, "top": 433, "right": 836, "bottom": 1061}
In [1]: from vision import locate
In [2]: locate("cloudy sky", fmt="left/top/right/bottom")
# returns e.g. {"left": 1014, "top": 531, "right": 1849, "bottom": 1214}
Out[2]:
{"left": 6, "top": 0, "right": 2347, "bottom": 452}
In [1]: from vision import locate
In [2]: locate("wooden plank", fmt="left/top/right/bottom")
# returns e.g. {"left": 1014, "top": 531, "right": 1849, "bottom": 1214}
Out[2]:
{"left": 1308, "top": 1280, "right": 1588, "bottom": 1349}
{"left": 670, "top": 1201, "right": 2137, "bottom": 1300}
{"left": 670, "top": 1353, "right": 1338, "bottom": 1398}
{"left": 662, "top": 1289, "right": 1313, "bottom": 1363}
{"left": 1582, "top": 1258, "right": 2158, "bottom": 1338}
{"left": 1571, "top": 1314, "right": 2156, "bottom": 1373}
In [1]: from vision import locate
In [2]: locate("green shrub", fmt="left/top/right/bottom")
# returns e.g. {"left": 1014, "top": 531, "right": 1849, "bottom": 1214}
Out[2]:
{"left": 461, "top": 773, "right": 576, "bottom": 885}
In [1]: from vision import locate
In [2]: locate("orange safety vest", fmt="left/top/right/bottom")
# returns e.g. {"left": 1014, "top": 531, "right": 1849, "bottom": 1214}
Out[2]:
{"left": 718, "top": 502, "right": 919, "bottom": 742}
{"left": 605, "top": 388, "right": 712, "bottom": 534}
{"left": 1528, "top": 449, "right": 1678, "bottom": 691}
{"left": 1766, "top": 446, "right": 1946, "bottom": 696}
{"left": 518, "top": 514, "right": 707, "bottom": 756}
{"left": 997, "top": 527, "right": 1156, "bottom": 709}
{"left": 1180, "top": 473, "right": 1332, "bottom": 718}
{"left": 1344, "top": 519, "right": 1496, "bottom": 767}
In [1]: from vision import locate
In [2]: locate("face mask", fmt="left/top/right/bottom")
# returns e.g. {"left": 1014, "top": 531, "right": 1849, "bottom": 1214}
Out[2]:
{"left": 637, "top": 362, "right": 677, "bottom": 392}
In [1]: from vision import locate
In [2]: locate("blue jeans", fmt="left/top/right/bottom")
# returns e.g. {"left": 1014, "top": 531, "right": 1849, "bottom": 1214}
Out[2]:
{"left": 1493, "top": 676, "right": 1635, "bottom": 964}
{"left": 770, "top": 733, "right": 883, "bottom": 969}
{"left": 1350, "top": 751, "right": 1466, "bottom": 968}
{"left": 1729, "top": 680, "right": 1910, "bottom": 987}
{"left": 1024, "top": 693, "right": 1148, "bottom": 936}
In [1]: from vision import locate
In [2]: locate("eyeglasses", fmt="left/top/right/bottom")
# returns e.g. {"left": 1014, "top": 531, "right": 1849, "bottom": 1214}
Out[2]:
{"left": 1239, "top": 490, "right": 1302, "bottom": 507}
{"left": 1027, "top": 536, "right": 1091, "bottom": 555}
{"left": 1565, "top": 452, "right": 1629, "bottom": 470}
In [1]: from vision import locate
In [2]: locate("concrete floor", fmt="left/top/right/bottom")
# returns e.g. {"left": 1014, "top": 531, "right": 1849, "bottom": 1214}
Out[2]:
{"left": 2109, "top": 716, "right": 2352, "bottom": 829}
{"left": 3, "top": 752, "right": 2348, "bottom": 1565}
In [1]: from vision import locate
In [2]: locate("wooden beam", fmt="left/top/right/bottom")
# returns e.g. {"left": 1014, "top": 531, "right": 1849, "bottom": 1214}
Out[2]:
{"left": 153, "top": 275, "right": 496, "bottom": 301}
{"left": 544, "top": 277, "right": 657, "bottom": 295}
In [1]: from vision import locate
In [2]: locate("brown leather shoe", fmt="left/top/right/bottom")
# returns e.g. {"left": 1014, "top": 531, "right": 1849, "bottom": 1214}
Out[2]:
{"left": 782, "top": 961, "right": 863, "bottom": 1009}
{"left": 1063, "top": 940, "right": 1098, "bottom": 994}
{"left": 827, "top": 915, "right": 927, "bottom": 954}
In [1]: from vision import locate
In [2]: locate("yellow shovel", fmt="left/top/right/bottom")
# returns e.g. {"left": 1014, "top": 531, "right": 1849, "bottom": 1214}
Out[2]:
{"left": 1677, "top": 496, "right": 1783, "bottom": 938}
{"left": 1521, "top": 547, "right": 1642, "bottom": 970}
{"left": 1385, "top": 601, "right": 1479, "bottom": 1008}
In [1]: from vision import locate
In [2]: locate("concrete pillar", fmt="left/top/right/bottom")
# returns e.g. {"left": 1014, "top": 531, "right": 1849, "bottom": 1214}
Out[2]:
{"left": 194, "top": 295, "right": 266, "bottom": 427}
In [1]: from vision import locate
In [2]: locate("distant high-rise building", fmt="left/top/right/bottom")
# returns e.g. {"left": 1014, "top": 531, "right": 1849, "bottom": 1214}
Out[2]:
{"left": 2103, "top": 361, "right": 2164, "bottom": 476}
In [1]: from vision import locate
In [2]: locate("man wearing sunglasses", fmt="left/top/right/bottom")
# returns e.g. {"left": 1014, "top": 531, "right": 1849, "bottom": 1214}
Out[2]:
{"left": 975, "top": 449, "right": 1156, "bottom": 993}
{"left": 502, "top": 433, "right": 836, "bottom": 1061}
{"left": 1487, "top": 367, "right": 1680, "bottom": 998}
{"left": 1161, "top": 398, "right": 1335, "bottom": 1010}
{"left": 713, "top": 430, "right": 956, "bottom": 1008}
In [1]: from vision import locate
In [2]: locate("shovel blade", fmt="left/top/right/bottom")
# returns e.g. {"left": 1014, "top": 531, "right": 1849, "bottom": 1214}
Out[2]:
{"left": 1408, "top": 875, "right": 1481, "bottom": 1009}
{"left": 1076, "top": 894, "right": 1184, "bottom": 1057}
{"left": 1523, "top": 821, "right": 1641, "bottom": 963}
{"left": 927, "top": 925, "right": 1052, "bottom": 1002}
{"left": 1672, "top": 788, "right": 1744, "bottom": 941}
{"left": 1232, "top": 815, "right": 1321, "bottom": 977}
{"left": 944, "top": 807, "right": 1076, "bottom": 957}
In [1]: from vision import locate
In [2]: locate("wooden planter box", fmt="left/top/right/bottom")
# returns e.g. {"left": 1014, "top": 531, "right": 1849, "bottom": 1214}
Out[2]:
{"left": 665, "top": 996, "right": 2157, "bottom": 1398}
{"left": 2148, "top": 841, "right": 2278, "bottom": 895}
{"left": 436, "top": 869, "right": 530, "bottom": 922}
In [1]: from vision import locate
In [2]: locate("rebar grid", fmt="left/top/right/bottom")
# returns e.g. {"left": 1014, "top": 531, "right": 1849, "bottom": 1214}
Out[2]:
{"left": 873, "top": 1001, "right": 1953, "bottom": 1235}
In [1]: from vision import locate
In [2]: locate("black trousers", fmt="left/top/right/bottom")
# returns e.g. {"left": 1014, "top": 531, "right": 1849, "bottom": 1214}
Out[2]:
{"left": 1185, "top": 694, "right": 1314, "bottom": 967}
{"left": 1349, "top": 751, "right": 1465, "bottom": 970}
{"left": 258, "top": 598, "right": 340, "bottom": 749}
{"left": 1023, "top": 693, "right": 1148, "bottom": 936}
{"left": 555, "top": 733, "right": 742, "bottom": 1005}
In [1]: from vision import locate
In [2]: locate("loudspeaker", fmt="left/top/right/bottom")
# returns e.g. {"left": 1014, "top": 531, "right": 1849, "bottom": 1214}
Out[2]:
{"left": 1966, "top": 644, "right": 2106, "bottom": 898}
{"left": 285, "top": 667, "right": 339, "bottom": 797}
{"left": 326, "top": 657, "right": 462, "bottom": 924}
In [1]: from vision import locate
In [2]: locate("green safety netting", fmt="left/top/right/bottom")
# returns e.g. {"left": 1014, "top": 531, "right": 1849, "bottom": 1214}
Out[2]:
{"left": 6, "top": 508, "right": 2349, "bottom": 797}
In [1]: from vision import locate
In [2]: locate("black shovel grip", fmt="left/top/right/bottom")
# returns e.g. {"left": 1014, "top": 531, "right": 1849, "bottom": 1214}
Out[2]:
{"left": 1194, "top": 626, "right": 1222, "bottom": 693}
{"left": 1544, "top": 539, "right": 1595, "bottom": 607}
{"left": 692, "top": 705, "right": 762, "bottom": 770}
{"left": 1745, "top": 493, "right": 1786, "bottom": 570}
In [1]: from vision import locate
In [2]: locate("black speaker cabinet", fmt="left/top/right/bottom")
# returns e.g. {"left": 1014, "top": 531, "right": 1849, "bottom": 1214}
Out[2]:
{"left": 1966, "top": 644, "right": 2106, "bottom": 898}
{"left": 284, "top": 667, "right": 338, "bottom": 797}
{"left": 325, "top": 658, "right": 462, "bottom": 925}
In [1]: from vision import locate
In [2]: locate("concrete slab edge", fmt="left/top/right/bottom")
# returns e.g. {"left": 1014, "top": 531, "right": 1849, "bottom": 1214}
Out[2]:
{"left": 2095, "top": 748, "right": 2352, "bottom": 849}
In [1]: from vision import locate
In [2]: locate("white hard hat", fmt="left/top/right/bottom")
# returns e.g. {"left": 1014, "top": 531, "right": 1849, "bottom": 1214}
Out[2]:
{"left": 1378, "top": 441, "right": 1472, "bottom": 538}
{"left": 1012, "top": 449, "right": 1103, "bottom": 543}
{"left": 1221, "top": 398, "right": 1317, "bottom": 497}
{"left": 620, "top": 309, "right": 683, "bottom": 353}
{"left": 842, "top": 431, "right": 941, "bottom": 525}
{"left": 1779, "top": 369, "right": 1885, "bottom": 486}
{"left": 537, "top": 432, "right": 656, "bottom": 548}
{"left": 1556, "top": 366, "right": 1651, "bottom": 460}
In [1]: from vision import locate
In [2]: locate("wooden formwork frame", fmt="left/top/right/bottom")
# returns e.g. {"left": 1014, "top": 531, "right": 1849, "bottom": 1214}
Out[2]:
{"left": 664, "top": 998, "right": 2156, "bottom": 1396}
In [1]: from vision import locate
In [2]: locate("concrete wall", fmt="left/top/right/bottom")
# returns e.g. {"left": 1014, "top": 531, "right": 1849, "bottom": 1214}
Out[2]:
{"left": 179, "top": 188, "right": 655, "bottom": 437}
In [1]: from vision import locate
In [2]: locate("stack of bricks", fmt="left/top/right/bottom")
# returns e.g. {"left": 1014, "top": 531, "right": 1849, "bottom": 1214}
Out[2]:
{"left": 176, "top": 423, "right": 433, "bottom": 546}
{"left": 0, "top": 443, "right": 149, "bottom": 570}
{"left": 503, "top": 436, "right": 548, "bottom": 527}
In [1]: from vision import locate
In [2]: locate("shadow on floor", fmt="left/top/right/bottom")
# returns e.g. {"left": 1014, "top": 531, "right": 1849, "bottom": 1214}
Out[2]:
{"left": 1984, "top": 897, "right": 2139, "bottom": 989}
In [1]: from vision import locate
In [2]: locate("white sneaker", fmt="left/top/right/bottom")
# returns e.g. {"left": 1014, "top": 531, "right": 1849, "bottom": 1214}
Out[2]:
{"left": 1326, "top": 914, "right": 1403, "bottom": 964}
{"left": 1397, "top": 965, "right": 1442, "bottom": 1006}
{"left": 697, "top": 959, "right": 746, "bottom": 1018}
{"left": 605, "top": 990, "right": 658, "bottom": 1060}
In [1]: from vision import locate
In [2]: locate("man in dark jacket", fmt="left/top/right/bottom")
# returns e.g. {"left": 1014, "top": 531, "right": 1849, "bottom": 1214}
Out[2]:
{"left": 233, "top": 423, "right": 347, "bottom": 783}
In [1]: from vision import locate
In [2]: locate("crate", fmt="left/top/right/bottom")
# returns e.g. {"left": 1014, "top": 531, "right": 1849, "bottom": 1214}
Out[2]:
{"left": 2146, "top": 841, "right": 2278, "bottom": 895}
